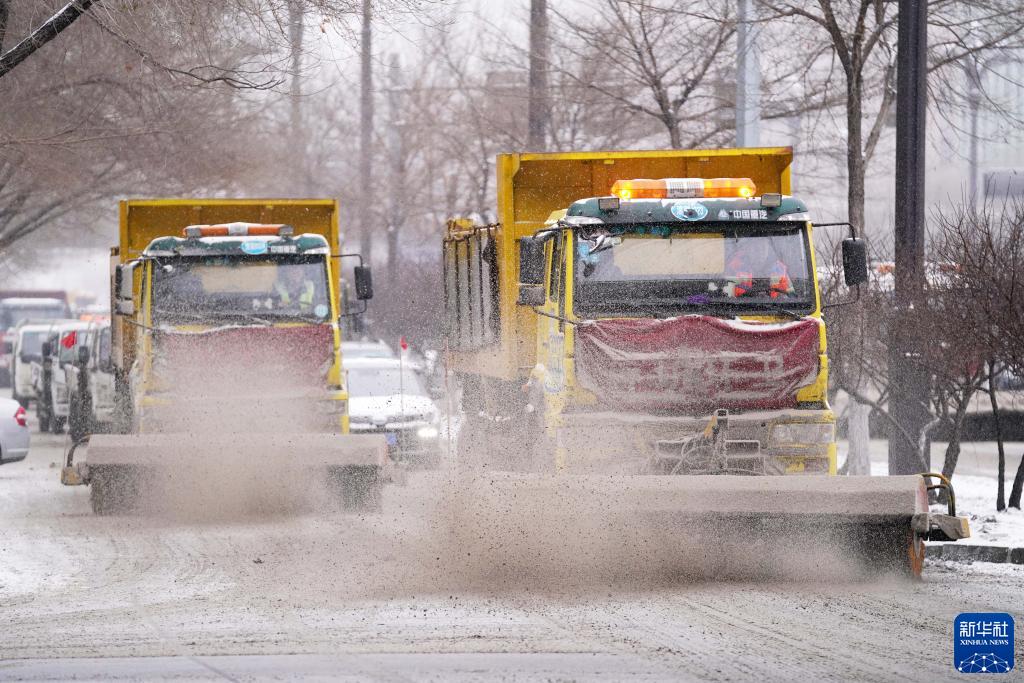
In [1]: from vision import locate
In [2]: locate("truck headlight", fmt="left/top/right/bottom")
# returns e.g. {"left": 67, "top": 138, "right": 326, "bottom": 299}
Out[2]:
{"left": 771, "top": 422, "right": 834, "bottom": 445}
{"left": 417, "top": 425, "right": 439, "bottom": 439}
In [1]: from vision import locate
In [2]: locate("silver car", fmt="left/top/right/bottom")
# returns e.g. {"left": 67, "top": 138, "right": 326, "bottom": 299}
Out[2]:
{"left": 0, "top": 397, "right": 30, "bottom": 464}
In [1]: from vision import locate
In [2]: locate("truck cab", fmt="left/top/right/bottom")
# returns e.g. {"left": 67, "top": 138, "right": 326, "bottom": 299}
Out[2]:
{"left": 512, "top": 176, "right": 868, "bottom": 475}
{"left": 113, "top": 223, "right": 356, "bottom": 433}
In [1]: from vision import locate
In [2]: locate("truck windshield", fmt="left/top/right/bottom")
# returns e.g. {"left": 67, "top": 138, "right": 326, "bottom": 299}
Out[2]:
{"left": 152, "top": 255, "right": 331, "bottom": 325}
{"left": 573, "top": 223, "right": 814, "bottom": 317}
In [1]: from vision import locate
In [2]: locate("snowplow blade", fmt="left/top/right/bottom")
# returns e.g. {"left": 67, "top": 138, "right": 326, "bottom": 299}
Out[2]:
{"left": 74, "top": 432, "right": 388, "bottom": 514}
{"left": 447, "top": 473, "right": 968, "bottom": 580}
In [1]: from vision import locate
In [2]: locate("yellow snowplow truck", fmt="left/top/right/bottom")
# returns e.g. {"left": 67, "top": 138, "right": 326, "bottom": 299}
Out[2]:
{"left": 61, "top": 199, "right": 388, "bottom": 513}
{"left": 444, "top": 148, "right": 969, "bottom": 576}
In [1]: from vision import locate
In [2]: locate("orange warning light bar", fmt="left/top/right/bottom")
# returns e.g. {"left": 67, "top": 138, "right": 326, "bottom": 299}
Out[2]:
{"left": 183, "top": 223, "right": 294, "bottom": 238}
{"left": 610, "top": 177, "right": 757, "bottom": 200}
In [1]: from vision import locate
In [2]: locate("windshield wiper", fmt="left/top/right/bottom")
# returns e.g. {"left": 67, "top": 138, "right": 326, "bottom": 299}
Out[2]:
{"left": 727, "top": 302, "right": 810, "bottom": 320}
{"left": 215, "top": 312, "right": 274, "bottom": 326}
{"left": 152, "top": 309, "right": 213, "bottom": 323}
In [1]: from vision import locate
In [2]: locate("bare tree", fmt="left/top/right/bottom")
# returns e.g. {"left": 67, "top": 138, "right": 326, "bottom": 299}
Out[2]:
{"left": 0, "top": 0, "right": 96, "bottom": 80}
{"left": 932, "top": 200, "right": 1024, "bottom": 509}
{"left": 551, "top": 0, "right": 737, "bottom": 149}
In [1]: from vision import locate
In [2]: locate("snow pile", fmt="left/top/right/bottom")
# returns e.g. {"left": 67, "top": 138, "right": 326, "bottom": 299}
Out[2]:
{"left": 943, "top": 473, "right": 1024, "bottom": 549}
{"left": 869, "top": 459, "right": 1024, "bottom": 549}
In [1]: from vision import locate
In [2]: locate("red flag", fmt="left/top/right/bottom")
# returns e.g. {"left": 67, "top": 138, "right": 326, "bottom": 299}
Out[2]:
{"left": 61, "top": 331, "right": 77, "bottom": 349}
{"left": 400, "top": 336, "right": 408, "bottom": 351}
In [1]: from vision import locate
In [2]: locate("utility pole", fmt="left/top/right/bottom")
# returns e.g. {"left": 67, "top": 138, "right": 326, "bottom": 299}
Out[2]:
{"left": 735, "top": 0, "right": 761, "bottom": 147}
{"left": 386, "top": 53, "right": 405, "bottom": 283}
{"left": 888, "top": 0, "right": 931, "bottom": 475}
{"left": 358, "top": 0, "right": 374, "bottom": 260}
{"left": 527, "top": 0, "right": 549, "bottom": 150}
{"left": 287, "top": 0, "right": 305, "bottom": 195}
{"left": 968, "top": 73, "right": 979, "bottom": 201}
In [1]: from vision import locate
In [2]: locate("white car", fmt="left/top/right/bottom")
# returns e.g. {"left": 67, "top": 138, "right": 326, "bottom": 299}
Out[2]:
{"left": 0, "top": 397, "right": 30, "bottom": 464}
{"left": 341, "top": 339, "right": 396, "bottom": 360}
{"left": 344, "top": 356, "right": 441, "bottom": 467}
{"left": 0, "top": 298, "right": 72, "bottom": 387}
{"left": 31, "top": 320, "right": 89, "bottom": 433}
{"left": 11, "top": 322, "right": 53, "bottom": 408}
{"left": 66, "top": 322, "right": 115, "bottom": 441}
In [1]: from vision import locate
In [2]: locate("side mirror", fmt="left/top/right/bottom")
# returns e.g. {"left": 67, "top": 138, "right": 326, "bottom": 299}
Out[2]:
{"left": 114, "top": 264, "right": 129, "bottom": 300}
{"left": 77, "top": 345, "right": 90, "bottom": 366}
{"left": 354, "top": 265, "right": 373, "bottom": 300}
{"left": 841, "top": 237, "right": 868, "bottom": 286}
{"left": 114, "top": 263, "right": 137, "bottom": 315}
{"left": 518, "top": 237, "right": 545, "bottom": 285}
{"left": 517, "top": 284, "right": 546, "bottom": 307}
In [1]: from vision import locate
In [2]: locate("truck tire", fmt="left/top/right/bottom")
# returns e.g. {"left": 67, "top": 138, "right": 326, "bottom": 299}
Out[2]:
{"left": 89, "top": 467, "right": 134, "bottom": 515}
{"left": 332, "top": 466, "right": 383, "bottom": 513}
{"left": 69, "top": 395, "right": 92, "bottom": 443}
{"left": 855, "top": 524, "right": 925, "bottom": 579}
{"left": 454, "top": 414, "right": 487, "bottom": 473}
{"left": 37, "top": 403, "right": 51, "bottom": 433}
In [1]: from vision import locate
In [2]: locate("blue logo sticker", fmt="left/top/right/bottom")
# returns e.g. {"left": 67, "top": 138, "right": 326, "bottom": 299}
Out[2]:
{"left": 240, "top": 240, "right": 268, "bottom": 255}
{"left": 954, "top": 613, "right": 1014, "bottom": 673}
{"left": 670, "top": 201, "right": 708, "bottom": 221}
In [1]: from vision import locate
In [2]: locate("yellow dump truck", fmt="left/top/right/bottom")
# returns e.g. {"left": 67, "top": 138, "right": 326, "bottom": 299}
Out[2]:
{"left": 444, "top": 148, "right": 969, "bottom": 576}
{"left": 62, "top": 199, "right": 387, "bottom": 513}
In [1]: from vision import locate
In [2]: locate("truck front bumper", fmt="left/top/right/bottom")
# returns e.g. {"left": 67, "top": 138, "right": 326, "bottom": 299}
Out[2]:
{"left": 554, "top": 408, "right": 836, "bottom": 475}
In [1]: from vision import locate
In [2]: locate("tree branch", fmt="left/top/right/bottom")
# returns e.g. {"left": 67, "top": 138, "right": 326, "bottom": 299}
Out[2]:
{"left": 0, "top": 0, "right": 96, "bottom": 80}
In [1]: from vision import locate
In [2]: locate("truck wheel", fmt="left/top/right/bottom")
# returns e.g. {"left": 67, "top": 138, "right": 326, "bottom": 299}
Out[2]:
{"left": 89, "top": 467, "right": 134, "bottom": 515}
{"left": 37, "top": 406, "right": 51, "bottom": 433}
{"left": 454, "top": 415, "right": 487, "bottom": 473}
{"left": 69, "top": 397, "right": 91, "bottom": 443}
{"left": 855, "top": 524, "right": 925, "bottom": 579}
{"left": 68, "top": 397, "right": 82, "bottom": 442}
{"left": 418, "top": 449, "right": 442, "bottom": 470}
{"left": 333, "top": 466, "right": 383, "bottom": 512}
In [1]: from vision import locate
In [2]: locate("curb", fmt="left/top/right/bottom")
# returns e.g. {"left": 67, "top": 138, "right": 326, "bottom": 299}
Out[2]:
{"left": 926, "top": 544, "right": 1024, "bottom": 565}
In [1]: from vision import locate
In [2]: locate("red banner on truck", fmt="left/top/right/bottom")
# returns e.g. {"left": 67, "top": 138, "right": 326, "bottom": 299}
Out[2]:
{"left": 574, "top": 315, "right": 820, "bottom": 413}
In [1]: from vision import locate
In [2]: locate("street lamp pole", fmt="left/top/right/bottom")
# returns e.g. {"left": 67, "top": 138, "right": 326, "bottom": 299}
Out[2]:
{"left": 889, "top": 0, "right": 931, "bottom": 474}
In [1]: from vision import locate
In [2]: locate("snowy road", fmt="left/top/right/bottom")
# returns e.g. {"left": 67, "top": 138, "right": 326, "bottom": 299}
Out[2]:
{"left": 1, "top": 433, "right": 1023, "bottom": 682}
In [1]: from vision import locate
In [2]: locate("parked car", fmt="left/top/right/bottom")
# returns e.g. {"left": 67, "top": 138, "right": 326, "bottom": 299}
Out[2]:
{"left": 0, "top": 331, "right": 11, "bottom": 389}
{"left": 344, "top": 356, "right": 441, "bottom": 467}
{"left": 0, "top": 294, "right": 71, "bottom": 388}
{"left": 0, "top": 397, "right": 30, "bottom": 464}
{"left": 10, "top": 322, "right": 53, "bottom": 409}
{"left": 341, "top": 339, "right": 396, "bottom": 361}
{"left": 32, "top": 320, "right": 89, "bottom": 434}
{"left": 66, "top": 322, "right": 115, "bottom": 442}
